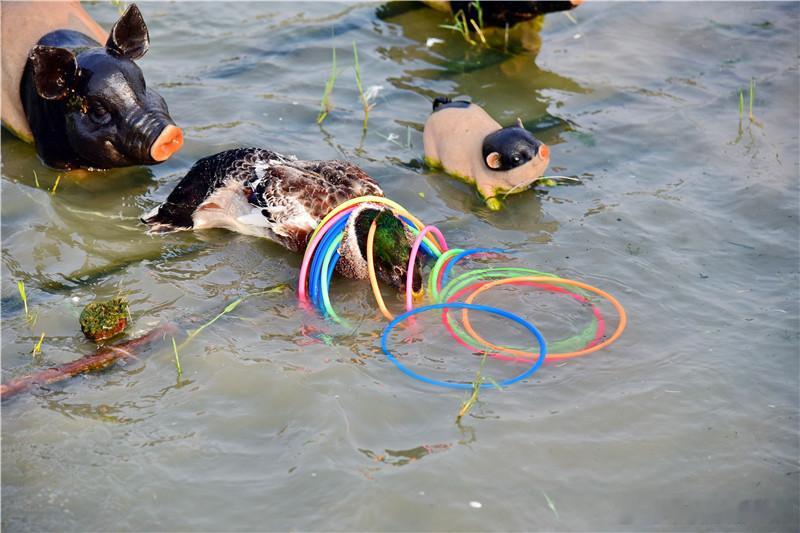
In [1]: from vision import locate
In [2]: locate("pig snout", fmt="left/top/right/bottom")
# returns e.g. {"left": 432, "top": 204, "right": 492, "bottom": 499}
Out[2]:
{"left": 538, "top": 144, "right": 549, "bottom": 162}
{"left": 123, "top": 110, "right": 182, "bottom": 164}
{"left": 121, "top": 94, "right": 183, "bottom": 164}
{"left": 151, "top": 125, "right": 183, "bottom": 162}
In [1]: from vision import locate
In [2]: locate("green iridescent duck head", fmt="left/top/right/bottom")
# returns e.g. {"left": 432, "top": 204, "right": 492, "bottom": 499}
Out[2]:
{"left": 354, "top": 208, "right": 423, "bottom": 293}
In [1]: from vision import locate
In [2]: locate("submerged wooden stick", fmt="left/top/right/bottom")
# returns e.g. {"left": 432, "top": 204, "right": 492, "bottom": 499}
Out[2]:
{"left": 1, "top": 323, "right": 177, "bottom": 401}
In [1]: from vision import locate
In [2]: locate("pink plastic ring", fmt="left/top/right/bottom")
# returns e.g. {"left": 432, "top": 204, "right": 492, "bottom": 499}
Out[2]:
{"left": 298, "top": 206, "right": 356, "bottom": 301}
{"left": 406, "top": 225, "right": 448, "bottom": 312}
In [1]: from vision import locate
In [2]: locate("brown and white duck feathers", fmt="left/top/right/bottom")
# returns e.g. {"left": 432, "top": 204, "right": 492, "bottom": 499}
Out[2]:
{"left": 142, "top": 147, "right": 384, "bottom": 253}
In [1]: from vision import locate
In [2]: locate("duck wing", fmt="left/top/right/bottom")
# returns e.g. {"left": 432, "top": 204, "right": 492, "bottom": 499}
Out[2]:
{"left": 142, "top": 148, "right": 283, "bottom": 231}
{"left": 243, "top": 159, "right": 384, "bottom": 252}
{"left": 142, "top": 148, "right": 384, "bottom": 253}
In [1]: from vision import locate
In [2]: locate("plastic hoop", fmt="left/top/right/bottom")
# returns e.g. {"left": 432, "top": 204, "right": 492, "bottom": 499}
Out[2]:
{"left": 442, "top": 279, "right": 605, "bottom": 360}
{"left": 380, "top": 302, "right": 547, "bottom": 389}
{"left": 461, "top": 276, "right": 627, "bottom": 360}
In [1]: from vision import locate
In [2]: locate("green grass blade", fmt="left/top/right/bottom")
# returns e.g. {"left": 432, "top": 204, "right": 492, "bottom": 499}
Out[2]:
{"left": 456, "top": 352, "right": 492, "bottom": 422}
{"left": 469, "top": 19, "right": 487, "bottom": 45}
{"left": 187, "top": 297, "right": 244, "bottom": 341}
{"left": 353, "top": 42, "right": 364, "bottom": 99}
{"left": 484, "top": 375, "right": 503, "bottom": 391}
{"left": 441, "top": 10, "right": 475, "bottom": 45}
{"left": 181, "top": 285, "right": 287, "bottom": 348}
{"left": 32, "top": 332, "right": 45, "bottom": 356}
{"left": 317, "top": 46, "right": 338, "bottom": 124}
{"left": 17, "top": 281, "right": 29, "bottom": 318}
{"left": 739, "top": 89, "right": 744, "bottom": 120}
{"left": 455, "top": 11, "right": 475, "bottom": 44}
{"left": 50, "top": 174, "right": 61, "bottom": 195}
{"left": 223, "top": 298, "right": 244, "bottom": 314}
{"left": 353, "top": 41, "right": 370, "bottom": 131}
{"left": 172, "top": 337, "right": 183, "bottom": 378}
{"left": 471, "top": 0, "right": 484, "bottom": 30}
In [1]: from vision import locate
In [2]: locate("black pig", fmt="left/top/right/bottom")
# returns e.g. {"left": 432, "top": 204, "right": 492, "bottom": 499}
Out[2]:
{"left": 18, "top": 3, "right": 183, "bottom": 170}
{"left": 378, "top": 1, "right": 582, "bottom": 28}
{"left": 443, "top": 1, "right": 582, "bottom": 27}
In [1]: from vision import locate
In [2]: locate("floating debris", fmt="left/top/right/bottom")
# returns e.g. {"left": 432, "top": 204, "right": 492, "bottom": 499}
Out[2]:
{"left": 79, "top": 298, "right": 129, "bottom": 342}
{"left": 542, "top": 490, "right": 559, "bottom": 520}
{"left": 363, "top": 84, "right": 383, "bottom": 104}
{"left": 1, "top": 323, "right": 176, "bottom": 400}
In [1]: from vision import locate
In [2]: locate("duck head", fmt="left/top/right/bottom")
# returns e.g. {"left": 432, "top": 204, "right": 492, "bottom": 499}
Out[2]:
{"left": 350, "top": 207, "right": 423, "bottom": 293}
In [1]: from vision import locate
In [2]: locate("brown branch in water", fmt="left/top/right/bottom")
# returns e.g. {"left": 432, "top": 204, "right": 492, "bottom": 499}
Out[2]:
{"left": 1, "top": 323, "right": 177, "bottom": 401}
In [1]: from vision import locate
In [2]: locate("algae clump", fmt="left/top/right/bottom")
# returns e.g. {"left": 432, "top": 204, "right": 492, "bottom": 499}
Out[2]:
{"left": 80, "top": 298, "right": 129, "bottom": 342}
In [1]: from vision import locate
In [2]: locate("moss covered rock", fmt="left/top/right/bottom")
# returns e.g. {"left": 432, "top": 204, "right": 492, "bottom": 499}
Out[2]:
{"left": 80, "top": 298, "right": 129, "bottom": 342}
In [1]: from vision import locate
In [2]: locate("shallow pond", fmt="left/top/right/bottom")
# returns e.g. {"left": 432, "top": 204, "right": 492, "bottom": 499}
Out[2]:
{"left": 2, "top": 1, "right": 798, "bottom": 530}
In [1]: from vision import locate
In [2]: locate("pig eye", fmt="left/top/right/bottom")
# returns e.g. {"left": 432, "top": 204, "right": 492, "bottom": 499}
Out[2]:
{"left": 89, "top": 101, "right": 111, "bottom": 125}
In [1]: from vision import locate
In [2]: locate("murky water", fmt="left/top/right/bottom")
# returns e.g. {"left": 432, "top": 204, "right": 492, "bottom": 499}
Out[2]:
{"left": 2, "top": 2, "right": 798, "bottom": 530}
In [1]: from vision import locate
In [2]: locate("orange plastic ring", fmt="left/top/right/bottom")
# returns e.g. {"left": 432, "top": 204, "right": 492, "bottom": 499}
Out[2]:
{"left": 367, "top": 219, "right": 395, "bottom": 321}
{"left": 462, "top": 276, "right": 627, "bottom": 361}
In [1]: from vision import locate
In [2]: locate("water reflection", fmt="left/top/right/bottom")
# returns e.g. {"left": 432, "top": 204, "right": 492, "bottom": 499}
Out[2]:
{"left": 359, "top": 441, "right": 453, "bottom": 466}
{"left": 1, "top": 130, "right": 159, "bottom": 195}
{"left": 43, "top": 397, "right": 144, "bottom": 424}
{"left": 376, "top": 2, "right": 586, "bottom": 130}
{"left": 423, "top": 165, "right": 560, "bottom": 233}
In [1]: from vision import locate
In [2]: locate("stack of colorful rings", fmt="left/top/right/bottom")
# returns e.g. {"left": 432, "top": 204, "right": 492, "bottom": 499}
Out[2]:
{"left": 298, "top": 195, "right": 627, "bottom": 389}
{"left": 430, "top": 252, "right": 619, "bottom": 361}
{"left": 297, "top": 196, "right": 445, "bottom": 324}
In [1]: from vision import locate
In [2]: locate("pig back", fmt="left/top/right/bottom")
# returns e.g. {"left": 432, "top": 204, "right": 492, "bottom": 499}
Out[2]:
{"left": 423, "top": 104, "right": 500, "bottom": 182}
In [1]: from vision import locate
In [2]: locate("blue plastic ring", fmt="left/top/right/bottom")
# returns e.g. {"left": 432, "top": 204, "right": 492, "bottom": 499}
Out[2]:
{"left": 380, "top": 302, "right": 547, "bottom": 389}
{"left": 398, "top": 215, "right": 440, "bottom": 258}
{"left": 309, "top": 215, "right": 349, "bottom": 305}
{"left": 309, "top": 216, "right": 347, "bottom": 305}
{"left": 319, "top": 234, "right": 343, "bottom": 320}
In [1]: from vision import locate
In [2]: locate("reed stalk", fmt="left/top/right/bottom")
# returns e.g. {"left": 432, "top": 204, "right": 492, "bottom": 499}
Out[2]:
{"left": 317, "top": 46, "right": 338, "bottom": 124}
{"left": 352, "top": 42, "right": 371, "bottom": 132}
{"left": 172, "top": 337, "right": 183, "bottom": 379}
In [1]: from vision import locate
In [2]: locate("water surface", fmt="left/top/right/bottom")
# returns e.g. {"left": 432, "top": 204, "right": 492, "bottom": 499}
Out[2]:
{"left": 2, "top": 2, "right": 798, "bottom": 530}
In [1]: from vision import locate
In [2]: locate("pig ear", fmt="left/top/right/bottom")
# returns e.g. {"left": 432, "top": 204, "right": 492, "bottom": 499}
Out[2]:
{"left": 30, "top": 46, "right": 79, "bottom": 100}
{"left": 485, "top": 152, "right": 503, "bottom": 169}
{"left": 106, "top": 3, "right": 150, "bottom": 60}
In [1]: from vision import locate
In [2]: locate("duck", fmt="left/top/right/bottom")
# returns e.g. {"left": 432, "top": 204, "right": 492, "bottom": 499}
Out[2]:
{"left": 141, "top": 147, "right": 422, "bottom": 291}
